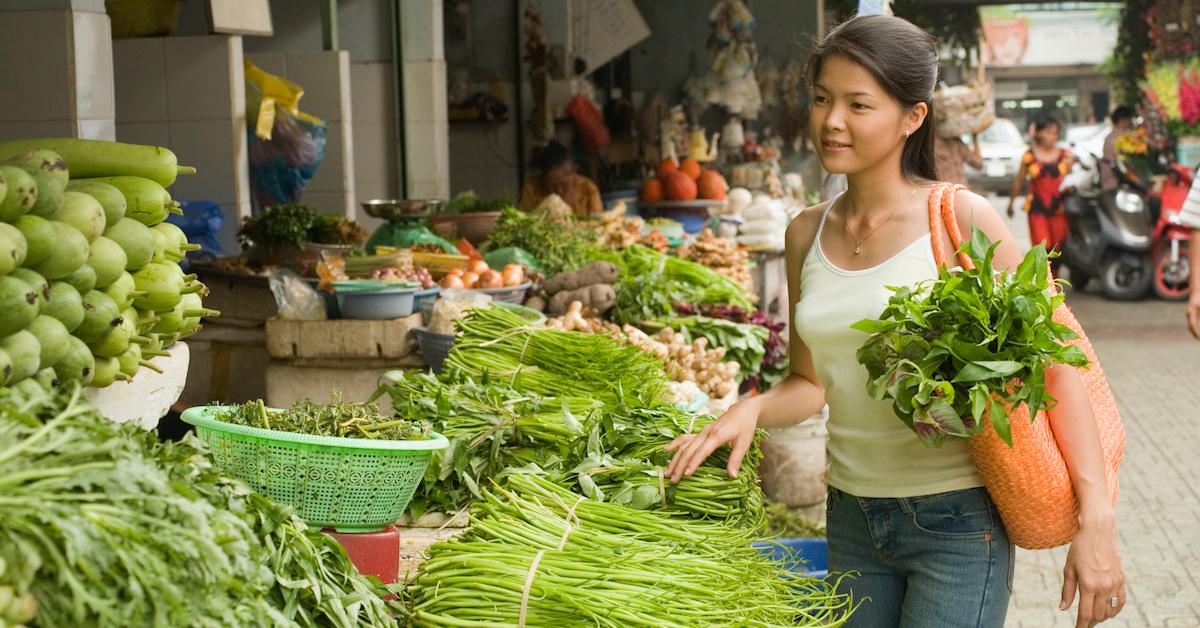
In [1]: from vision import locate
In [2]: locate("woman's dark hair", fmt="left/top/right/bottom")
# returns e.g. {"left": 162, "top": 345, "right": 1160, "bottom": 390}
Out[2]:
{"left": 807, "top": 15, "right": 940, "bottom": 181}
{"left": 535, "top": 140, "right": 570, "bottom": 173}
{"left": 1033, "top": 113, "right": 1060, "bottom": 133}
{"left": 1110, "top": 106, "right": 1134, "bottom": 124}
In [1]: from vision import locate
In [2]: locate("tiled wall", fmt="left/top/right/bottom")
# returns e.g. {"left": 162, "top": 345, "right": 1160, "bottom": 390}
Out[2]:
{"left": 113, "top": 35, "right": 250, "bottom": 253}
{"left": 0, "top": 5, "right": 115, "bottom": 140}
{"left": 350, "top": 61, "right": 400, "bottom": 232}
{"left": 248, "top": 50, "right": 356, "bottom": 218}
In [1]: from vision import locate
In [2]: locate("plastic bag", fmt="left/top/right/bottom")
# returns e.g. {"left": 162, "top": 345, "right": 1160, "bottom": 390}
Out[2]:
{"left": 245, "top": 60, "right": 327, "bottom": 211}
{"left": 483, "top": 247, "right": 542, "bottom": 274}
{"left": 268, "top": 268, "right": 327, "bottom": 320}
{"left": 566, "top": 94, "right": 611, "bottom": 152}
{"left": 429, "top": 289, "right": 492, "bottom": 335}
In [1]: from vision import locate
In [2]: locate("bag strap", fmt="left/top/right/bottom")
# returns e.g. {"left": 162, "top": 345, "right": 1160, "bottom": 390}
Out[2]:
{"left": 928, "top": 182, "right": 974, "bottom": 271}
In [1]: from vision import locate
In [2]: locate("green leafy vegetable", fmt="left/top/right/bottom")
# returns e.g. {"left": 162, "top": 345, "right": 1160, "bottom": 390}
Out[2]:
{"left": 405, "top": 473, "right": 856, "bottom": 626}
{"left": 485, "top": 206, "right": 598, "bottom": 276}
{"left": 216, "top": 395, "right": 429, "bottom": 441}
{"left": 853, "top": 229, "right": 1089, "bottom": 447}
{"left": 605, "top": 245, "right": 755, "bottom": 324}
{"left": 237, "top": 203, "right": 319, "bottom": 252}
{"left": 0, "top": 384, "right": 401, "bottom": 627}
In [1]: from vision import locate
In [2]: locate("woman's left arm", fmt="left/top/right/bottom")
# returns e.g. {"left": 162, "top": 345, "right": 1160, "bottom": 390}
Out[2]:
{"left": 954, "top": 190, "right": 1125, "bottom": 628}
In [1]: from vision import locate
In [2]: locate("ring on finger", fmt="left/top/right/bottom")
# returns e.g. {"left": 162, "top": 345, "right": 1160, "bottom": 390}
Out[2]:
{"left": 1109, "top": 596, "right": 1119, "bottom": 609}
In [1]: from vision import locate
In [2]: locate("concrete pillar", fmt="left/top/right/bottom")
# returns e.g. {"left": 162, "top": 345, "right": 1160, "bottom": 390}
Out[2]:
{"left": 0, "top": 0, "right": 115, "bottom": 140}
{"left": 400, "top": 0, "right": 449, "bottom": 199}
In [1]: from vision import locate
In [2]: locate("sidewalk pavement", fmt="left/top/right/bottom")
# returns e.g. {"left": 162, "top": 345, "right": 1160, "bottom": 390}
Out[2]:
{"left": 1004, "top": 291, "right": 1200, "bottom": 627}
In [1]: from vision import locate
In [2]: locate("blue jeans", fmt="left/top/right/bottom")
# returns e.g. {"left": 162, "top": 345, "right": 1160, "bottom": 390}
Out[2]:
{"left": 827, "top": 486, "right": 1014, "bottom": 628}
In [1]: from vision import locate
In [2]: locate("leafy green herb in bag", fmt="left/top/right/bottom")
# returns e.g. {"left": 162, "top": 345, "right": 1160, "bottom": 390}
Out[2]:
{"left": 853, "top": 228, "right": 1089, "bottom": 448}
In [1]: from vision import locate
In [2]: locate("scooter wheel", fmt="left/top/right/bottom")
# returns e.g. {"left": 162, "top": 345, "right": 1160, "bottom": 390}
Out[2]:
{"left": 1100, "top": 254, "right": 1152, "bottom": 301}
{"left": 1152, "top": 244, "right": 1190, "bottom": 302}
{"left": 1066, "top": 265, "right": 1092, "bottom": 291}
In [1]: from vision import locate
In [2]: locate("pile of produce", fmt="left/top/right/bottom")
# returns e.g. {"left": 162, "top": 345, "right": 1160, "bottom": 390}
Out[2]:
{"left": 854, "top": 232, "right": 1088, "bottom": 446}
{"left": 440, "top": 190, "right": 512, "bottom": 215}
{"left": 603, "top": 244, "right": 754, "bottom": 325}
{"left": 625, "top": 326, "right": 740, "bottom": 399}
{"left": 443, "top": 305, "right": 669, "bottom": 406}
{"left": 485, "top": 206, "right": 597, "bottom": 276}
{"left": 215, "top": 395, "right": 429, "bottom": 441}
{"left": 0, "top": 384, "right": 400, "bottom": 627}
{"left": 379, "top": 305, "right": 766, "bottom": 525}
{"left": 370, "top": 266, "right": 435, "bottom": 288}
{"left": 675, "top": 302, "right": 790, "bottom": 391}
{"left": 765, "top": 502, "right": 828, "bottom": 538}
{"left": 594, "top": 204, "right": 644, "bottom": 249}
{"left": 530, "top": 261, "right": 619, "bottom": 316}
{"left": 677, "top": 228, "right": 755, "bottom": 298}
{"left": 405, "top": 473, "right": 854, "bottom": 627}
{"left": 237, "top": 203, "right": 367, "bottom": 252}
{"left": 544, "top": 300, "right": 617, "bottom": 333}
{"left": 639, "top": 157, "right": 729, "bottom": 202}
{"left": 438, "top": 258, "right": 525, "bottom": 290}
{"left": 0, "top": 138, "right": 218, "bottom": 389}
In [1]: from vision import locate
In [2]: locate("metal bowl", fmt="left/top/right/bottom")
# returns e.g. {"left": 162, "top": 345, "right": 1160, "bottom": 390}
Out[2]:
{"left": 361, "top": 199, "right": 444, "bottom": 220}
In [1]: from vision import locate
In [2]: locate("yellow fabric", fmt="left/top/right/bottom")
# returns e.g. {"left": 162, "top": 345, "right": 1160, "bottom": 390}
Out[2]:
{"left": 520, "top": 174, "right": 603, "bottom": 217}
{"left": 244, "top": 60, "right": 323, "bottom": 140}
{"left": 793, "top": 204, "right": 984, "bottom": 498}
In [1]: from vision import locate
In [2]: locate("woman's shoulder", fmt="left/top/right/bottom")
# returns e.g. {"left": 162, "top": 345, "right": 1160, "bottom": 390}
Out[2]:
{"left": 785, "top": 201, "right": 831, "bottom": 260}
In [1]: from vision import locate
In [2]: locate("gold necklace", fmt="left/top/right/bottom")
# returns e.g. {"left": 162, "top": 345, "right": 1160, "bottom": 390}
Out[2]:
{"left": 843, "top": 187, "right": 918, "bottom": 255}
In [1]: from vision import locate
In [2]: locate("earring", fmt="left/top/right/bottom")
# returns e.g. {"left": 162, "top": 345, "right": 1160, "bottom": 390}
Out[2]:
{"left": 904, "top": 129, "right": 910, "bottom": 138}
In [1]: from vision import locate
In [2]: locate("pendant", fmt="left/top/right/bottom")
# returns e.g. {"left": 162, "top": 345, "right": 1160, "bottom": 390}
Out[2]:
{"left": 853, "top": 243, "right": 862, "bottom": 255}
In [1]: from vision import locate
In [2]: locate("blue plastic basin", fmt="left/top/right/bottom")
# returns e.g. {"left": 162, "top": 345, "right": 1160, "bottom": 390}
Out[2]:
{"left": 753, "top": 537, "right": 829, "bottom": 579}
{"left": 335, "top": 287, "right": 418, "bottom": 319}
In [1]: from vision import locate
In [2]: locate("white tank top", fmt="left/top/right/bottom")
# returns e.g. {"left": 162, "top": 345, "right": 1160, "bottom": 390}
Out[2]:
{"left": 794, "top": 203, "right": 984, "bottom": 498}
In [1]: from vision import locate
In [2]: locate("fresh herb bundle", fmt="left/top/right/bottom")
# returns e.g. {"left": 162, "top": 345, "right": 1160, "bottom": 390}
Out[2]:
{"left": 485, "top": 206, "right": 598, "bottom": 275}
{"left": 308, "top": 213, "right": 368, "bottom": 246}
{"left": 0, "top": 384, "right": 400, "bottom": 627}
{"left": 606, "top": 245, "right": 755, "bottom": 324}
{"left": 237, "top": 203, "right": 320, "bottom": 252}
{"left": 764, "top": 502, "right": 827, "bottom": 539}
{"left": 216, "top": 395, "right": 428, "bottom": 441}
{"left": 853, "top": 229, "right": 1089, "bottom": 447}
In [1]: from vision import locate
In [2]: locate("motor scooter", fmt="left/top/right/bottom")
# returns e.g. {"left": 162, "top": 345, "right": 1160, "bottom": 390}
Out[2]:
{"left": 1060, "top": 152, "right": 1155, "bottom": 300}
{"left": 1150, "top": 163, "right": 1194, "bottom": 301}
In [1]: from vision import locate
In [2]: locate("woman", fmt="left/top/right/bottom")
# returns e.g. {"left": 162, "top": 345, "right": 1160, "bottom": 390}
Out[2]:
{"left": 1007, "top": 114, "right": 1073, "bottom": 274}
{"left": 519, "top": 140, "right": 602, "bottom": 217}
{"left": 666, "top": 16, "right": 1124, "bottom": 628}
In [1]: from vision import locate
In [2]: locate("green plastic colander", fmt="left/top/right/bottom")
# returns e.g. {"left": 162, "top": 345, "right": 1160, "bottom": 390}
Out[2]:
{"left": 182, "top": 406, "right": 448, "bottom": 532}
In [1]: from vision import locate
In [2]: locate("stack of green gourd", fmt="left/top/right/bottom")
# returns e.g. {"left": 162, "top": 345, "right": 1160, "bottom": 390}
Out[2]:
{"left": 0, "top": 137, "right": 218, "bottom": 390}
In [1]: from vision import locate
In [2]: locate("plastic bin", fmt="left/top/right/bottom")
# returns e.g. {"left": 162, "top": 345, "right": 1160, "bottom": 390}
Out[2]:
{"left": 336, "top": 287, "right": 419, "bottom": 320}
{"left": 412, "top": 328, "right": 456, "bottom": 373}
{"left": 752, "top": 537, "right": 829, "bottom": 579}
{"left": 181, "top": 405, "right": 448, "bottom": 532}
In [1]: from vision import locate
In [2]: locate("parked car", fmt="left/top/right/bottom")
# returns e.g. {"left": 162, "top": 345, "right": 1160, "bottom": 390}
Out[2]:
{"left": 963, "top": 118, "right": 1027, "bottom": 194}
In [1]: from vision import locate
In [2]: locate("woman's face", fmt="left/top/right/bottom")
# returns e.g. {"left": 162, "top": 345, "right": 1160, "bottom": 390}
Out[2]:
{"left": 808, "top": 54, "right": 925, "bottom": 175}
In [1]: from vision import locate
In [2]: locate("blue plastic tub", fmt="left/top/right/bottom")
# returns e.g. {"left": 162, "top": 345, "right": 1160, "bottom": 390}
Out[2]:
{"left": 753, "top": 537, "right": 829, "bottom": 579}
{"left": 336, "top": 287, "right": 419, "bottom": 319}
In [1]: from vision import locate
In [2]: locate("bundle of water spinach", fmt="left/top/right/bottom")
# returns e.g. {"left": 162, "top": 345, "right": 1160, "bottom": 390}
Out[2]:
{"left": 406, "top": 473, "right": 856, "bottom": 627}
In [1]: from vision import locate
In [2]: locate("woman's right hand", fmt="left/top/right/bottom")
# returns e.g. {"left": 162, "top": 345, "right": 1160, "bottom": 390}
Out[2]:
{"left": 665, "top": 401, "right": 761, "bottom": 483}
{"left": 1006, "top": 201, "right": 1016, "bottom": 219}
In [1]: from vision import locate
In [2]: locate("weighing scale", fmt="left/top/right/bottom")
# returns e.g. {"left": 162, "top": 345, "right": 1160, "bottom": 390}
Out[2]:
{"left": 360, "top": 199, "right": 458, "bottom": 254}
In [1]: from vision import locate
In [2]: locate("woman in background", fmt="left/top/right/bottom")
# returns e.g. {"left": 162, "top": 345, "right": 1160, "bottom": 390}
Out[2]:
{"left": 519, "top": 140, "right": 602, "bottom": 216}
{"left": 1007, "top": 113, "right": 1073, "bottom": 275}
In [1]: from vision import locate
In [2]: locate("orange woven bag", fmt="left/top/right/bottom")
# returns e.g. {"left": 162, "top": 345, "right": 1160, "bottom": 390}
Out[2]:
{"left": 927, "top": 183, "right": 1124, "bottom": 550}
